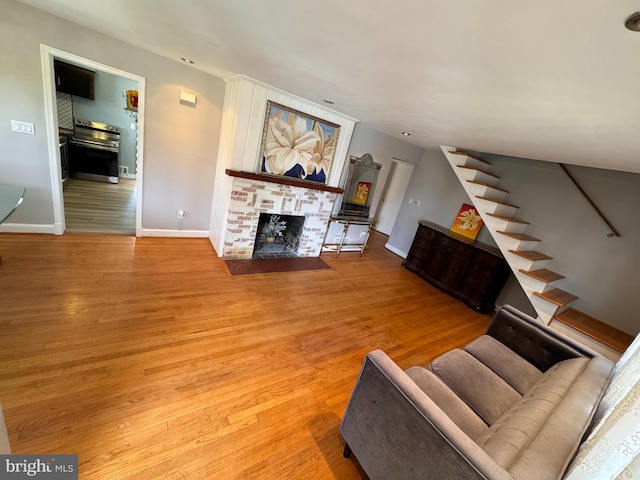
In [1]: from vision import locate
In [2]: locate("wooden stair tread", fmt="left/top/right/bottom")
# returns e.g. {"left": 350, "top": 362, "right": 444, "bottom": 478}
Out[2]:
{"left": 498, "top": 231, "right": 540, "bottom": 241}
{"left": 554, "top": 308, "right": 634, "bottom": 353}
{"left": 486, "top": 213, "right": 529, "bottom": 225}
{"left": 533, "top": 288, "right": 578, "bottom": 307}
{"left": 449, "top": 151, "right": 491, "bottom": 164}
{"left": 456, "top": 166, "right": 500, "bottom": 179}
{"left": 509, "top": 250, "right": 553, "bottom": 261}
{"left": 519, "top": 268, "right": 565, "bottom": 283}
{"left": 465, "top": 180, "right": 509, "bottom": 193}
{"left": 475, "top": 196, "right": 519, "bottom": 208}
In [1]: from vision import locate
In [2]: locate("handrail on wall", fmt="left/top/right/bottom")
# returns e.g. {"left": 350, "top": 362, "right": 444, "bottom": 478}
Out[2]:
{"left": 559, "top": 164, "right": 621, "bottom": 238}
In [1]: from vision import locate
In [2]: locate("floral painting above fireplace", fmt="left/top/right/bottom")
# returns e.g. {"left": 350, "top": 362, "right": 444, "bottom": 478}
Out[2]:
{"left": 257, "top": 101, "right": 340, "bottom": 184}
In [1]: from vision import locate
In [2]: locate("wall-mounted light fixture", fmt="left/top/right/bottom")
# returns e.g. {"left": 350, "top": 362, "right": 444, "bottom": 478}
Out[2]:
{"left": 625, "top": 12, "right": 640, "bottom": 31}
{"left": 180, "top": 90, "right": 197, "bottom": 107}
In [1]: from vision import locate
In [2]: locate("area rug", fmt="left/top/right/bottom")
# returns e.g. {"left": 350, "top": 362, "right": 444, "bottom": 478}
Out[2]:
{"left": 224, "top": 257, "right": 330, "bottom": 276}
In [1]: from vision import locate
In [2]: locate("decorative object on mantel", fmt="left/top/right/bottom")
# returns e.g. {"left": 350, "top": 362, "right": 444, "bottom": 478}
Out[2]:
{"left": 450, "top": 203, "right": 483, "bottom": 241}
{"left": 257, "top": 101, "right": 340, "bottom": 185}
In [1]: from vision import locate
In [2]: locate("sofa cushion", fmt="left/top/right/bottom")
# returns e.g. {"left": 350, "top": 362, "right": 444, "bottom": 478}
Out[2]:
{"left": 464, "top": 335, "right": 543, "bottom": 395}
{"left": 429, "top": 349, "right": 521, "bottom": 425}
{"left": 406, "top": 366, "right": 489, "bottom": 440}
{"left": 475, "top": 356, "right": 613, "bottom": 480}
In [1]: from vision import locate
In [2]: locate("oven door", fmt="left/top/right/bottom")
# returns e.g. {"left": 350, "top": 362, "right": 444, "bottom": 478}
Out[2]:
{"left": 69, "top": 139, "right": 119, "bottom": 184}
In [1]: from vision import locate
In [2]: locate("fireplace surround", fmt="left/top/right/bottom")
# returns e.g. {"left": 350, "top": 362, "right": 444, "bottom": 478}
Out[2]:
{"left": 222, "top": 172, "right": 340, "bottom": 260}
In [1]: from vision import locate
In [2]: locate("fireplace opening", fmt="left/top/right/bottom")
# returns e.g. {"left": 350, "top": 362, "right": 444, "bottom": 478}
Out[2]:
{"left": 253, "top": 213, "right": 306, "bottom": 259}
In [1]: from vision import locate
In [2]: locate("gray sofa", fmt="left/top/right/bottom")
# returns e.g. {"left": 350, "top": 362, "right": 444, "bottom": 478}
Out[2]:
{"left": 340, "top": 305, "right": 614, "bottom": 480}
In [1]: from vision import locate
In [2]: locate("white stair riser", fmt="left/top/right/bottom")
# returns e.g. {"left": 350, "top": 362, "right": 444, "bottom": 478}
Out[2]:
{"left": 455, "top": 168, "right": 500, "bottom": 186}
{"left": 517, "top": 274, "right": 562, "bottom": 293}
{"left": 498, "top": 237, "right": 539, "bottom": 251}
{"left": 455, "top": 155, "right": 491, "bottom": 171}
{"left": 465, "top": 183, "right": 509, "bottom": 202}
{"left": 474, "top": 197, "right": 518, "bottom": 217}
{"left": 505, "top": 253, "right": 550, "bottom": 271}
{"left": 483, "top": 217, "right": 528, "bottom": 234}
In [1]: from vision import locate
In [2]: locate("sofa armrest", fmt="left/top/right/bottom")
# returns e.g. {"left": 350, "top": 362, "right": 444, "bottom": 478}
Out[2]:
{"left": 340, "top": 350, "right": 512, "bottom": 480}
{"left": 487, "top": 305, "right": 599, "bottom": 371}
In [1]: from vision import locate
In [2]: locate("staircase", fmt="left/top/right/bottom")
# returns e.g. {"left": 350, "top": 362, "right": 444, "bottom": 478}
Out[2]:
{"left": 441, "top": 146, "right": 633, "bottom": 360}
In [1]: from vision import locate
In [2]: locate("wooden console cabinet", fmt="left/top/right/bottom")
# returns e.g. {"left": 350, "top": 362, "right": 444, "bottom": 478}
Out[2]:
{"left": 403, "top": 221, "right": 510, "bottom": 313}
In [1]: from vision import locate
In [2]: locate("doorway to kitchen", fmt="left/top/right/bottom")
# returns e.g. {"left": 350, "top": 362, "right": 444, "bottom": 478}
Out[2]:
{"left": 41, "top": 45, "right": 145, "bottom": 236}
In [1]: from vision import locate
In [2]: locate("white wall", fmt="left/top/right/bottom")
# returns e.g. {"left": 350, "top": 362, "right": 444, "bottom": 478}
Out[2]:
{"left": 0, "top": 0, "right": 225, "bottom": 233}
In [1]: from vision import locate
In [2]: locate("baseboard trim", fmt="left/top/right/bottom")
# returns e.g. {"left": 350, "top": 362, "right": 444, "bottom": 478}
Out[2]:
{"left": 120, "top": 173, "right": 136, "bottom": 180}
{"left": 140, "top": 229, "right": 210, "bottom": 238}
{"left": 0, "top": 223, "right": 58, "bottom": 234}
{"left": 384, "top": 242, "right": 407, "bottom": 259}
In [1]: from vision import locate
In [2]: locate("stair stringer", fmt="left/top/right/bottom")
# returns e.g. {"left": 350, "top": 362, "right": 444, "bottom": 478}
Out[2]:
{"left": 440, "top": 146, "right": 622, "bottom": 359}
{"left": 440, "top": 146, "right": 574, "bottom": 324}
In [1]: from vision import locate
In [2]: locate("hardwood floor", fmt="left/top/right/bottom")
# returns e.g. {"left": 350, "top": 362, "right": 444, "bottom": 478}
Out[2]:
{"left": 0, "top": 230, "right": 492, "bottom": 479}
{"left": 63, "top": 178, "right": 136, "bottom": 235}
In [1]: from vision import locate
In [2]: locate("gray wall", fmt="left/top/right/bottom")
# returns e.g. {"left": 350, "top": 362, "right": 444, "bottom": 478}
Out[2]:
{"left": 72, "top": 71, "right": 139, "bottom": 175}
{"left": 342, "top": 123, "right": 424, "bottom": 217}
{"left": 386, "top": 148, "right": 534, "bottom": 316}
{"left": 0, "top": 0, "right": 225, "bottom": 232}
{"left": 486, "top": 154, "right": 640, "bottom": 335}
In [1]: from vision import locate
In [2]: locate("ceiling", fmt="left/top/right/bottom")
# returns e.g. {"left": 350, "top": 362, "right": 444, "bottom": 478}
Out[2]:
{"left": 17, "top": 0, "right": 640, "bottom": 173}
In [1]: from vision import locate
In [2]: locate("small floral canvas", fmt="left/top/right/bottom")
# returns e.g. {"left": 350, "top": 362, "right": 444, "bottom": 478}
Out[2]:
{"left": 450, "top": 203, "right": 483, "bottom": 240}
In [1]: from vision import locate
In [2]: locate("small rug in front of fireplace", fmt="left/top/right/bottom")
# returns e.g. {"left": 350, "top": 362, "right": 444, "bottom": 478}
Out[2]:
{"left": 224, "top": 257, "right": 330, "bottom": 276}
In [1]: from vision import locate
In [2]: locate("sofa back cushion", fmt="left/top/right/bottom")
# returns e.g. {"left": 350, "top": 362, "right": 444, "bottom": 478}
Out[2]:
{"left": 406, "top": 366, "right": 489, "bottom": 440}
{"left": 429, "top": 349, "right": 520, "bottom": 425}
{"left": 464, "top": 335, "right": 543, "bottom": 395}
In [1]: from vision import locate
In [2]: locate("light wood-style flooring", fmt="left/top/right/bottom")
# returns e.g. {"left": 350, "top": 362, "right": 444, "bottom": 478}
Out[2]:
{"left": 0, "top": 231, "right": 492, "bottom": 479}
{"left": 63, "top": 178, "right": 136, "bottom": 235}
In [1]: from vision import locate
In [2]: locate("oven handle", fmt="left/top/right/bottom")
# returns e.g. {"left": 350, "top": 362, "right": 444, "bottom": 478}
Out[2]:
{"left": 70, "top": 139, "right": 119, "bottom": 153}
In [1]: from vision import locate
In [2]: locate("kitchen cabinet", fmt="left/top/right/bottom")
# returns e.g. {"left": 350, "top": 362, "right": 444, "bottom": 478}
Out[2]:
{"left": 54, "top": 60, "right": 95, "bottom": 100}
{"left": 403, "top": 221, "right": 510, "bottom": 313}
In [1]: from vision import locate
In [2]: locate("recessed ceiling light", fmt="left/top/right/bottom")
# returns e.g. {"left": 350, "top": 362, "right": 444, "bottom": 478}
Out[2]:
{"left": 323, "top": 99, "right": 335, "bottom": 104}
{"left": 401, "top": 132, "right": 410, "bottom": 136}
{"left": 181, "top": 57, "right": 195, "bottom": 64}
{"left": 625, "top": 12, "right": 640, "bottom": 31}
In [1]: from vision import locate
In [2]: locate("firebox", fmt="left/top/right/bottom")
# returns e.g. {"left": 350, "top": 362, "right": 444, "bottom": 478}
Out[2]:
{"left": 253, "top": 213, "right": 306, "bottom": 259}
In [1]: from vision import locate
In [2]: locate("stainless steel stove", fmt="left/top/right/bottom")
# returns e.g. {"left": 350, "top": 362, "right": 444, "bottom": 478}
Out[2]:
{"left": 69, "top": 119, "right": 121, "bottom": 183}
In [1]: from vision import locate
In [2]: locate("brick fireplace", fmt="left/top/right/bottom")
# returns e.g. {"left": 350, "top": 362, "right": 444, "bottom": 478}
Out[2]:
{"left": 222, "top": 171, "right": 340, "bottom": 259}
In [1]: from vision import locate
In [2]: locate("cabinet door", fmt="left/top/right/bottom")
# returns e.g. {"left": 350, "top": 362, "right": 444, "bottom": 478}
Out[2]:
{"left": 436, "top": 237, "right": 473, "bottom": 288}
{"left": 458, "top": 251, "right": 509, "bottom": 307}
{"left": 405, "top": 224, "right": 435, "bottom": 272}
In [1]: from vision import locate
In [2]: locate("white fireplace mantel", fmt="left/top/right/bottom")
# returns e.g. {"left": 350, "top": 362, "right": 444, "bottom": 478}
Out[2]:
{"left": 208, "top": 75, "right": 358, "bottom": 257}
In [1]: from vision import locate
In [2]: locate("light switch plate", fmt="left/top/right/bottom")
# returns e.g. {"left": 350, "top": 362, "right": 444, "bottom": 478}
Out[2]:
{"left": 11, "top": 120, "right": 35, "bottom": 135}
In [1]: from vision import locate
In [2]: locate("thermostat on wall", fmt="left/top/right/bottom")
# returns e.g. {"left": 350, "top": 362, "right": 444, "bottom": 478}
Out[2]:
{"left": 179, "top": 90, "right": 197, "bottom": 106}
